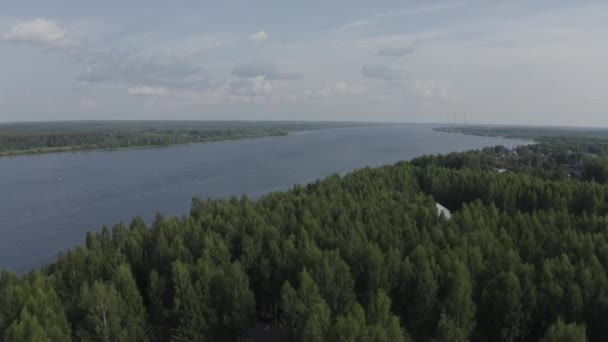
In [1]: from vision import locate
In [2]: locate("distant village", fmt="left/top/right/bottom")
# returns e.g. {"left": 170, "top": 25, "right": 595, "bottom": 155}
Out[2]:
{"left": 493, "top": 145, "right": 586, "bottom": 179}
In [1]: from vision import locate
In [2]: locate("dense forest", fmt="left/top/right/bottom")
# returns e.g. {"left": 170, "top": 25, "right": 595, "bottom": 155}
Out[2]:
{"left": 2, "top": 126, "right": 608, "bottom": 341}
{"left": 0, "top": 121, "right": 368, "bottom": 157}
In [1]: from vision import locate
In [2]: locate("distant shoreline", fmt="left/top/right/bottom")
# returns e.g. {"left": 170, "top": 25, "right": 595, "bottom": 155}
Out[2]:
{"left": 433, "top": 126, "right": 537, "bottom": 145}
{"left": 0, "top": 121, "right": 384, "bottom": 158}
{"left": 0, "top": 131, "right": 288, "bottom": 158}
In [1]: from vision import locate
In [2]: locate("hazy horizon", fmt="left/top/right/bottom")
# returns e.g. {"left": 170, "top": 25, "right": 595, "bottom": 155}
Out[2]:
{"left": 3, "top": 120, "right": 608, "bottom": 131}
{"left": 1, "top": 1, "right": 607, "bottom": 126}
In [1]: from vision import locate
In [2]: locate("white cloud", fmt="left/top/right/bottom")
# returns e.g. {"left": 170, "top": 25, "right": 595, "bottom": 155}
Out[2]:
{"left": 416, "top": 80, "right": 449, "bottom": 102}
{"left": 249, "top": 30, "right": 268, "bottom": 44}
{"left": 362, "top": 64, "right": 403, "bottom": 80}
{"left": 376, "top": 46, "right": 415, "bottom": 57}
{"left": 232, "top": 61, "right": 303, "bottom": 80}
{"left": 2, "top": 3, "right": 608, "bottom": 125}
{"left": 148, "top": 32, "right": 239, "bottom": 58}
{"left": 78, "top": 49, "right": 208, "bottom": 90}
{"left": 80, "top": 99, "right": 97, "bottom": 108}
{"left": 187, "top": 78, "right": 278, "bottom": 104}
{"left": 1, "top": 18, "right": 68, "bottom": 46}
{"left": 149, "top": 77, "right": 275, "bottom": 104}
{"left": 1, "top": 19, "right": 211, "bottom": 91}
{"left": 229, "top": 77, "right": 272, "bottom": 96}
{"left": 128, "top": 85, "right": 169, "bottom": 97}
{"left": 305, "top": 82, "right": 365, "bottom": 100}
{"left": 189, "top": 88, "right": 227, "bottom": 105}
{"left": 339, "top": 19, "right": 374, "bottom": 31}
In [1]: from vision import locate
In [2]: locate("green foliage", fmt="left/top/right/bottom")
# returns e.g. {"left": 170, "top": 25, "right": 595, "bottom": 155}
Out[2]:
{"left": 479, "top": 271, "right": 524, "bottom": 341}
{"left": 280, "top": 270, "right": 331, "bottom": 342}
{"left": 0, "top": 120, "right": 373, "bottom": 156}
{"left": 435, "top": 312, "right": 467, "bottom": 342}
{"left": 365, "top": 290, "right": 408, "bottom": 342}
{"left": 542, "top": 318, "right": 587, "bottom": 342}
{"left": 76, "top": 275, "right": 146, "bottom": 342}
{"left": 435, "top": 259, "right": 475, "bottom": 341}
{"left": 0, "top": 272, "right": 71, "bottom": 342}
{"left": 4, "top": 310, "right": 52, "bottom": 342}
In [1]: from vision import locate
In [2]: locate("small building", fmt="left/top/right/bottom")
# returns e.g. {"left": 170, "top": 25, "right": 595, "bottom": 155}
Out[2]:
{"left": 436, "top": 203, "right": 452, "bottom": 219}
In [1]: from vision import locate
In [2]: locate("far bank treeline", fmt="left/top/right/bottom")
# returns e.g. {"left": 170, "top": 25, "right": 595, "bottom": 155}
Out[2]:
{"left": 0, "top": 121, "right": 369, "bottom": 157}
{"left": 3, "top": 129, "right": 608, "bottom": 341}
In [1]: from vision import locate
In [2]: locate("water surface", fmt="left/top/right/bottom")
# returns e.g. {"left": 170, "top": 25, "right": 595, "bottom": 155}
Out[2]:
{"left": 0, "top": 124, "right": 526, "bottom": 272}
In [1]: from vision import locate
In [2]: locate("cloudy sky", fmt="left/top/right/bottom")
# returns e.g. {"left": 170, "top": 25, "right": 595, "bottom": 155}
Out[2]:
{"left": 1, "top": 1, "right": 606, "bottom": 126}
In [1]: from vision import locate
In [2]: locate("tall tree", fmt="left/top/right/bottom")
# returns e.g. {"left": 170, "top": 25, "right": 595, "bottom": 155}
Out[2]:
{"left": 541, "top": 318, "right": 587, "bottom": 342}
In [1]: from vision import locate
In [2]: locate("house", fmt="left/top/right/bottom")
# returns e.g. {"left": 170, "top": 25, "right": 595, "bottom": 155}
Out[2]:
{"left": 436, "top": 203, "right": 452, "bottom": 219}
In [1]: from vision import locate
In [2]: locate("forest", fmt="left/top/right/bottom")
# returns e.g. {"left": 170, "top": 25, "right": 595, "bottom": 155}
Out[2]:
{"left": 0, "top": 121, "right": 367, "bottom": 157}
{"left": 2, "top": 126, "right": 608, "bottom": 341}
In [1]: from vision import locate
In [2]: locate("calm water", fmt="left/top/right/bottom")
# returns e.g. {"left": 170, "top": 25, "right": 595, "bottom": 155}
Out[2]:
{"left": 0, "top": 124, "right": 525, "bottom": 272}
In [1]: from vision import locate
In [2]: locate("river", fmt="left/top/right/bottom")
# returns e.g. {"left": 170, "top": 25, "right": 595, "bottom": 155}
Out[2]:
{"left": 0, "top": 124, "right": 526, "bottom": 272}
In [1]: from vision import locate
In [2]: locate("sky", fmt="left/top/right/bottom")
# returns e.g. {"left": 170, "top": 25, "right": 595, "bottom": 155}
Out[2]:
{"left": 0, "top": 0, "right": 607, "bottom": 126}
